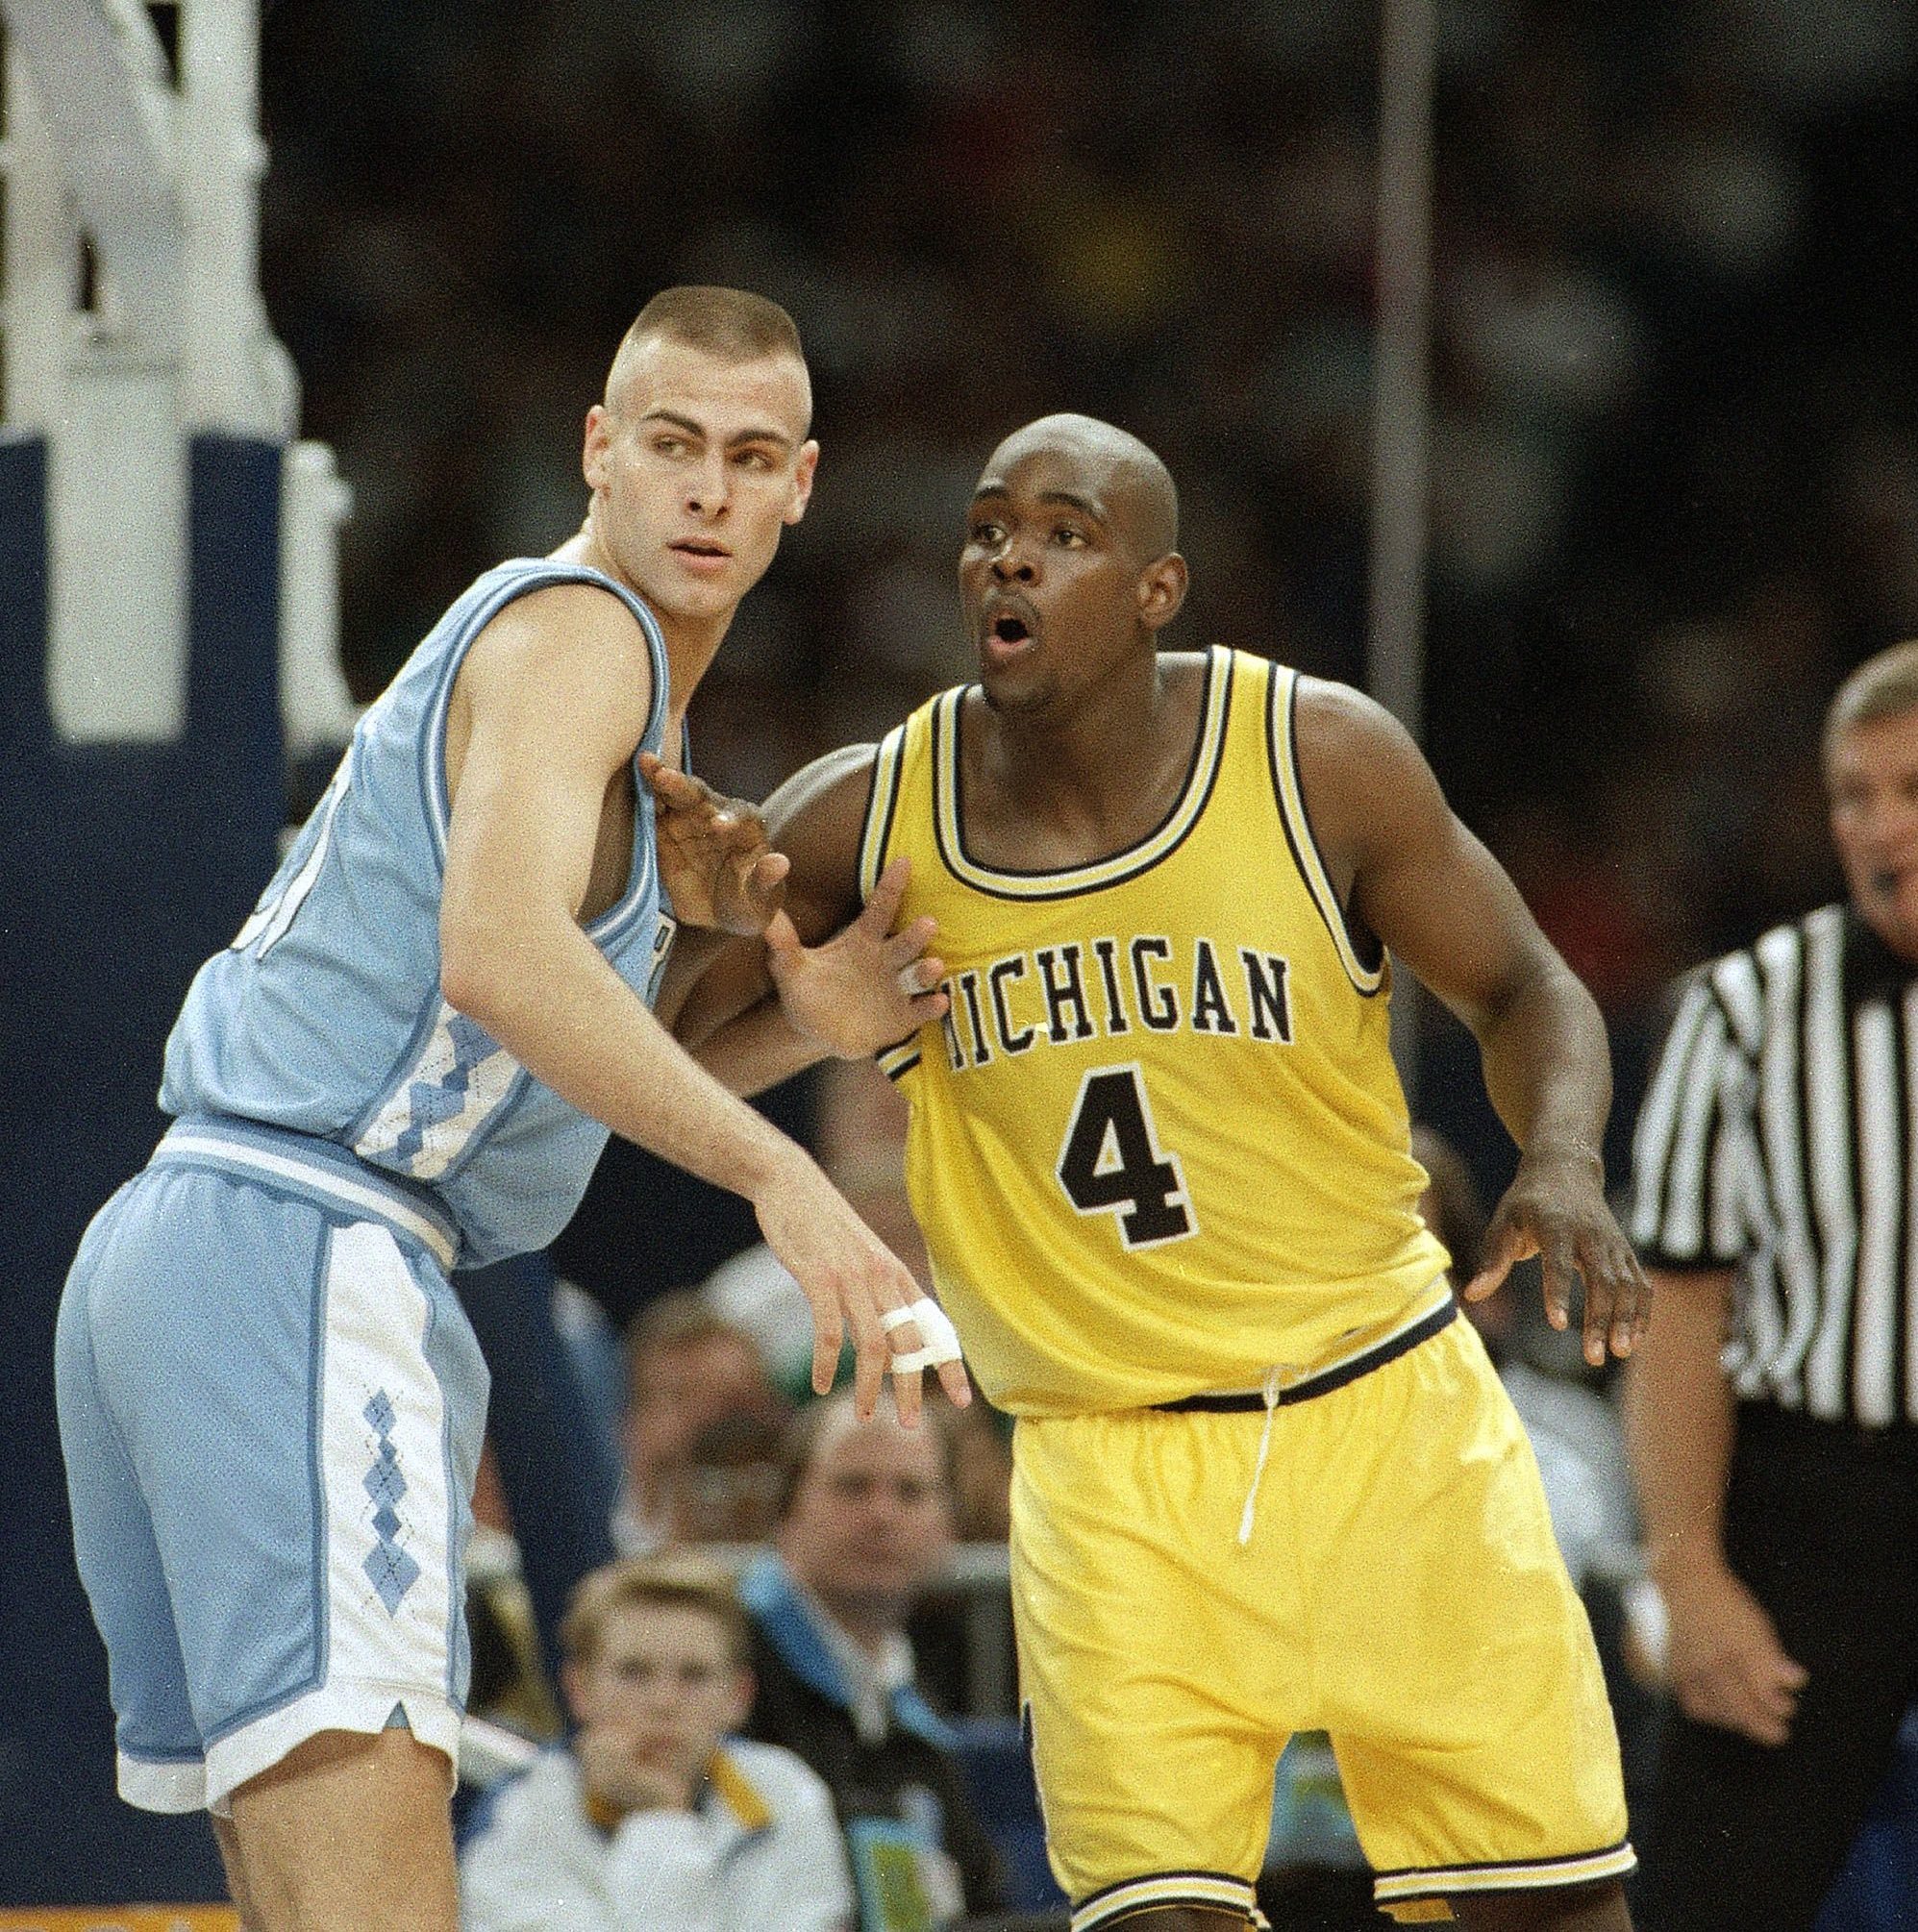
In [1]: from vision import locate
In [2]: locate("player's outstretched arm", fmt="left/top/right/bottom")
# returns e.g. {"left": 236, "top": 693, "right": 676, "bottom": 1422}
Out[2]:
{"left": 437, "top": 589, "right": 965, "bottom": 1419}
{"left": 1294, "top": 679, "right": 1651, "bottom": 1365}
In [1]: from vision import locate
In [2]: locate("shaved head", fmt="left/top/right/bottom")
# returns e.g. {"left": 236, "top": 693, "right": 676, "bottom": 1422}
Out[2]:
{"left": 604, "top": 285, "right": 812, "bottom": 432}
{"left": 978, "top": 413, "right": 1179, "bottom": 562}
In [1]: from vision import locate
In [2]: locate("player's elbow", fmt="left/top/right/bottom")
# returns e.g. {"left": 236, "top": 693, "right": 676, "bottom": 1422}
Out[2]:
{"left": 439, "top": 910, "right": 513, "bottom": 1031}
{"left": 1479, "top": 932, "right": 1593, "bottom": 1035}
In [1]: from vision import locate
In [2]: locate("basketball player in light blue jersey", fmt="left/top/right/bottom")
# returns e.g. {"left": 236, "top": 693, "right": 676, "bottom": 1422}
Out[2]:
{"left": 54, "top": 286, "right": 966, "bottom": 1932}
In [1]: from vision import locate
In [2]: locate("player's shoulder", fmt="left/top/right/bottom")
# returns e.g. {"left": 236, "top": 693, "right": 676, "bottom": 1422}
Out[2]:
{"left": 456, "top": 565, "right": 662, "bottom": 738}
{"left": 1289, "top": 670, "right": 1403, "bottom": 742}
{"left": 764, "top": 740, "right": 883, "bottom": 833}
{"left": 477, "top": 572, "right": 658, "bottom": 664}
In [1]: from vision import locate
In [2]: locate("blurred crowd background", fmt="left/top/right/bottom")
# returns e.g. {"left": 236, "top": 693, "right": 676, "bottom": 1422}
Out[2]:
{"left": 263, "top": 0, "right": 1918, "bottom": 1127}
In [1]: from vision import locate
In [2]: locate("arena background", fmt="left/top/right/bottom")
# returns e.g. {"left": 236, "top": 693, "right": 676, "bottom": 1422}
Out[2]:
{"left": 6, "top": 0, "right": 1918, "bottom": 1907}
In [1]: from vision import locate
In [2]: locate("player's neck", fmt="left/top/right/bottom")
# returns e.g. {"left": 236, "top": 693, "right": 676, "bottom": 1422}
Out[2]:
{"left": 982, "top": 653, "right": 1193, "bottom": 828}
{"left": 549, "top": 523, "right": 732, "bottom": 725}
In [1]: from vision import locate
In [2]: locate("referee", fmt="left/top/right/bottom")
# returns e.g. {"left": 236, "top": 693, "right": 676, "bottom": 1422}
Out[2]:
{"left": 1626, "top": 637, "right": 1918, "bottom": 1932}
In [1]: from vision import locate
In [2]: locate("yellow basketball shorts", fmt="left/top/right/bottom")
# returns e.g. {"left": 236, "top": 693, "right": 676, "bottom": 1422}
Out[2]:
{"left": 1009, "top": 1313, "right": 1632, "bottom": 1928}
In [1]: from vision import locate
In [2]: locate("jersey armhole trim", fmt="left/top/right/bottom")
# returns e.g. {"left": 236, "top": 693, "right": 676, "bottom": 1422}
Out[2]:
{"left": 877, "top": 1043, "right": 921, "bottom": 1081}
{"left": 857, "top": 726, "right": 909, "bottom": 903}
{"left": 423, "top": 561, "right": 671, "bottom": 868}
{"left": 1267, "top": 666, "right": 1385, "bottom": 996}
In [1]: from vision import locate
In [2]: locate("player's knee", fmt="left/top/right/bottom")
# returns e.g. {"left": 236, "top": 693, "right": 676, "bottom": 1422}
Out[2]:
{"left": 1453, "top": 1878, "right": 1632, "bottom": 1932}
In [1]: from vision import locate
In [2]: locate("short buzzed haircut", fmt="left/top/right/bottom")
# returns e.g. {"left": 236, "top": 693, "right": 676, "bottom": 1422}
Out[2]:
{"left": 560, "top": 1551, "right": 752, "bottom": 1670}
{"left": 1825, "top": 639, "right": 1918, "bottom": 770}
{"left": 622, "top": 285, "right": 804, "bottom": 369}
{"left": 605, "top": 286, "right": 811, "bottom": 432}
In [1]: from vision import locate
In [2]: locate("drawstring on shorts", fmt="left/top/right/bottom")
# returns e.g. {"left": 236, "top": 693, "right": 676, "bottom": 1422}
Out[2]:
{"left": 1236, "top": 1366, "right": 1283, "bottom": 1546}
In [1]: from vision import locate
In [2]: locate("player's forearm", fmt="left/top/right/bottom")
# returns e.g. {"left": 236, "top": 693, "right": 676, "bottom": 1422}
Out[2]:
{"left": 1473, "top": 953, "right": 1614, "bottom": 1168}
{"left": 691, "top": 993, "right": 834, "bottom": 1098}
{"left": 1623, "top": 1268, "right": 1736, "bottom": 1585}
{"left": 442, "top": 917, "right": 800, "bottom": 1201}
{"left": 650, "top": 923, "right": 738, "bottom": 1033}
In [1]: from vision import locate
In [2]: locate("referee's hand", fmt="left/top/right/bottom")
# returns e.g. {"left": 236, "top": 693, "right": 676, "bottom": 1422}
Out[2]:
{"left": 1659, "top": 1562, "right": 1808, "bottom": 1746}
{"left": 1463, "top": 1148, "right": 1653, "bottom": 1366}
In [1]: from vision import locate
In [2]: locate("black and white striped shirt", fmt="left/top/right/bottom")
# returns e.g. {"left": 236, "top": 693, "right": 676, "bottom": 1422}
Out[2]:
{"left": 1631, "top": 903, "right": 1918, "bottom": 1426}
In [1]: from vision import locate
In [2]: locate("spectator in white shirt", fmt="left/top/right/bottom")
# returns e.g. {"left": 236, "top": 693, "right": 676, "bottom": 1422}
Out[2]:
{"left": 461, "top": 1551, "right": 854, "bottom": 1931}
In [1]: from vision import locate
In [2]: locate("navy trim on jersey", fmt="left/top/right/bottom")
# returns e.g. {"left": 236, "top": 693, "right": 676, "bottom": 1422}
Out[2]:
{"left": 1153, "top": 1296, "right": 1457, "bottom": 1413}
{"left": 862, "top": 730, "right": 906, "bottom": 895}
{"left": 1266, "top": 669, "right": 1383, "bottom": 999}
{"left": 931, "top": 649, "right": 1232, "bottom": 904}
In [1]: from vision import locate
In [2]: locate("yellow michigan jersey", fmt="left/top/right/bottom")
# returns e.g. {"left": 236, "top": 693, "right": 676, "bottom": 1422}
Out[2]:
{"left": 861, "top": 645, "right": 1452, "bottom": 1415}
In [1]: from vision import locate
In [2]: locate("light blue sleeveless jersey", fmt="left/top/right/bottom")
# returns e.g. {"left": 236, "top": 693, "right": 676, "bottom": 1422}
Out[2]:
{"left": 161, "top": 557, "right": 675, "bottom": 1267}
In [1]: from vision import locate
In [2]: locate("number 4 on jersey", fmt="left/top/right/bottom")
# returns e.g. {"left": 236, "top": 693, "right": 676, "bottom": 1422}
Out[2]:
{"left": 1057, "top": 1064, "right": 1196, "bottom": 1249}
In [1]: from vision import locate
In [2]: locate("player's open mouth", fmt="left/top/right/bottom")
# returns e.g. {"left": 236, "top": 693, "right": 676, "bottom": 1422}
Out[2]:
{"left": 983, "top": 611, "right": 1037, "bottom": 663}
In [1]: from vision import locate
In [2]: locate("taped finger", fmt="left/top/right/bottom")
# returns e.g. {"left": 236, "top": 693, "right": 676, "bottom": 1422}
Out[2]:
{"left": 884, "top": 1296, "right": 963, "bottom": 1372}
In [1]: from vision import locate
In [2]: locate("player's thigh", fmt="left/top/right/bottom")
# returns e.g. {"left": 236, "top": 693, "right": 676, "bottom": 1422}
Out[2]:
{"left": 79, "top": 1167, "right": 487, "bottom": 1810}
{"left": 1010, "top": 1409, "right": 1302, "bottom": 1920}
{"left": 1315, "top": 1325, "right": 1630, "bottom": 1914}
{"left": 55, "top": 1182, "right": 205, "bottom": 1807}
{"left": 229, "top": 1726, "right": 457, "bottom": 1932}
{"left": 1453, "top": 1877, "right": 1632, "bottom": 1930}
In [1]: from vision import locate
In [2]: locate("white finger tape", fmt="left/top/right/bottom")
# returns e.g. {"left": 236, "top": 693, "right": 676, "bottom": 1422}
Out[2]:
{"left": 896, "top": 964, "right": 923, "bottom": 997}
{"left": 885, "top": 1295, "right": 964, "bottom": 1374}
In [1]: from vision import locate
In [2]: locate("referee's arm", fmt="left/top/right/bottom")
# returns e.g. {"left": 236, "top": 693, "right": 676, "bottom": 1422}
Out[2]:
{"left": 1624, "top": 1265, "right": 1807, "bottom": 1746}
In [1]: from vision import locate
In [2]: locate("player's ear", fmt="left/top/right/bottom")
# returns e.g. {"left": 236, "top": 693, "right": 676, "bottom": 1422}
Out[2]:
{"left": 785, "top": 440, "right": 820, "bottom": 527}
{"left": 1138, "top": 552, "right": 1188, "bottom": 632}
{"left": 583, "top": 405, "right": 613, "bottom": 492}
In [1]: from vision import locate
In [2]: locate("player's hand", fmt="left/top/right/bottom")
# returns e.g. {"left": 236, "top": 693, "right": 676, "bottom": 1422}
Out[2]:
{"left": 1657, "top": 1561, "right": 1807, "bottom": 1746}
{"left": 765, "top": 855, "right": 949, "bottom": 1058}
{"left": 638, "top": 751, "right": 789, "bottom": 935}
{"left": 1463, "top": 1146, "right": 1652, "bottom": 1366}
{"left": 750, "top": 1145, "right": 971, "bottom": 1426}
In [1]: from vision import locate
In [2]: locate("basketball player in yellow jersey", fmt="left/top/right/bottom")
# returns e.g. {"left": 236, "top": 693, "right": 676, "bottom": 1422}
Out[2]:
{"left": 658, "top": 413, "right": 1652, "bottom": 1932}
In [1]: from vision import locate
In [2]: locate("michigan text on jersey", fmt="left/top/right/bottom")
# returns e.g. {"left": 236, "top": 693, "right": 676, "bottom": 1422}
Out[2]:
{"left": 934, "top": 935, "right": 1294, "bottom": 1071}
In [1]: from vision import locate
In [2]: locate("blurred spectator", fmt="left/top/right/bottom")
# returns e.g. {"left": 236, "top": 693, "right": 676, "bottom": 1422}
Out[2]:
{"left": 460, "top": 1552, "right": 855, "bottom": 1930}
{"left": 738, "top": 1392, "right": 1007, "bottom": 1931}
{"left": 613, "top": 1290, "right": 790, "bottom": 1556}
